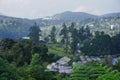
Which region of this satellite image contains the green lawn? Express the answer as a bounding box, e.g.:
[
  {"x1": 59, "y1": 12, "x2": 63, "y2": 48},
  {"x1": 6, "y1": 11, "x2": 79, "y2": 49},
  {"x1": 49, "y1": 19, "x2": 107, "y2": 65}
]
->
[{"x1": 47, "y1": 43, "x2": 72, "y2": 57}]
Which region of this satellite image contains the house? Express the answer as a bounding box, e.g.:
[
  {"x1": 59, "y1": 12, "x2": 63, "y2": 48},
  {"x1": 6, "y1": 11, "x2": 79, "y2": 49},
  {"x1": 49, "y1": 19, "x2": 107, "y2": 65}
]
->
[
  {"x1": 47, "y1": 62, "x2": 58, "y2": 71},
  {"x1": 58, "y1": 66, "x2": 72, "y2": 74},
  {"x1": 46, "y1": 56, "x2": 72, "y2": 74},
  {"x1": 56, "y1": 56, "x2": 71, "y2": 66}
]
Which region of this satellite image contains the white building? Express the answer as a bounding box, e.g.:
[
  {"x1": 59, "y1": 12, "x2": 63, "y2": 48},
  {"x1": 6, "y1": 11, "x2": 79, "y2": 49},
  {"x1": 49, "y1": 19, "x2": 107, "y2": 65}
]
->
[{"x1": 46, "y1": 56, "x2": 72, "y2": 74}]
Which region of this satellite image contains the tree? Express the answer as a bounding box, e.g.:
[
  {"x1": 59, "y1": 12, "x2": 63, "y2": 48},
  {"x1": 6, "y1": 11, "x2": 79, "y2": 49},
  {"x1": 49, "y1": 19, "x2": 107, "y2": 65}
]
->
[
  {"x1": 0, "y1": 38, "x2": 15, "y2": 50},
  {"x1": 93, "y1": 31, "x2": 112, "y2": 55},
  {"x1": 50, "y1": 26, "x2": 56, "y2": 43},
  {"x1": 0, "y1": 58, "x2": 19, "y2": 80},
  {"x1": 29, "y1": 23, "x2": 41, "y2": 44},
  {"x1": 81, "y1": 31, "x2": 112, "y2": 56},
  {"x1": 69, "y1": 22, "x2": 75, "y2": 33},
  {"x1": 0, "y1": 38, "x2": 16, "y2": 62},
  {"x1": 27, "y1": 54, "x2": 45, "y2": 80},
  {"x1": 78, "y1": 26, "x2": 86, "y2": 42},
  {"x1": 111, "y1": 33, "x2": 120, "y2": 54},
  {"x1": 11, "y1": 42, "x2": 24, "y2": 66},
  {"x1": 84, "y1": 25, "x2": 92, "y2": 40},
  {"x1": 60, "y1": 23, "x2": 68, "y2": 43},
  {"x1": 59, "y1": 23, "x2": 69, "y2": 54},
  {"x1": 69, "y1": 22, "x2": 80, "y2": 53},
  {"x1": 70, "y1": 28, "x2": 79, "y2": 53},
  {"x1": 31, "y1": 44, "x2": 48, "y2": 62},
  {"x1": 78, "y1": 26, "x2": 92, "y2": 42}
]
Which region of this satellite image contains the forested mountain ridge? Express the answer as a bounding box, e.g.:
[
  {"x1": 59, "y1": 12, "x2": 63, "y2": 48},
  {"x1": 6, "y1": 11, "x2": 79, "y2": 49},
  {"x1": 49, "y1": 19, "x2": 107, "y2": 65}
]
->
[
  {"x1": 43, "y1": 11, "x2": 98, "y2": 20},
  {"x1": 0, "y1": 11, "x2": 120, "y2": 39},
  {"x1": 0, "y1": 15, "x2": 34, "y2": 39},
  {"x1": 101, "y1": 12, "x2": 120, "y2": 17},
  {"x1": 0, "y1": 12, "x2": 120, "y2": 80}
]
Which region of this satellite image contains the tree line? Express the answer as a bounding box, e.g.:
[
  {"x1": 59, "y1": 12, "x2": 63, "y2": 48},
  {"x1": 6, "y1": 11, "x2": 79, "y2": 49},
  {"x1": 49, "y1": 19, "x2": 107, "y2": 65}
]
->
[
  {"x1": 0, "y1": 22, "x2": 120, "y2": 80},
  {"x1": 29, "y1": 22, "x2": 120, "y2": 56}
]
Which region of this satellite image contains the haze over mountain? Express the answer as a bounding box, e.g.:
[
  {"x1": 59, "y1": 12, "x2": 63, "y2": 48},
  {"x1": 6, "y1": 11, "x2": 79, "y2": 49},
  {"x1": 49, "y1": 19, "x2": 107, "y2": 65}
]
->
[
  {"x1": 1, "y1": 0, "x2": 120, "y2": 19},
  {"x1": 0, "y1": 11, "x2": 120, "y2": 39},
  {"x1": 43, "y1": 11, "x2": 98, "y2": 20},
  {"x1": 101, "y1": 13, "x2": 120, "y2": 17}
]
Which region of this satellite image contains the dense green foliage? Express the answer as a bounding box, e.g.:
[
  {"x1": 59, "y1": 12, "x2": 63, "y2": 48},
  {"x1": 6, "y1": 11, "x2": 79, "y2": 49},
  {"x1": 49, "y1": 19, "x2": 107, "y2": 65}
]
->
[
  {"x1": 0, "y1": 17, "x2": 120, "y2": 79},
  {"x1": 81, "y1": 32, "x2": 120, "y2": 56},
  {"x1": 70, "y1": 61, "x2": 120, "y2": 80},
  {"x1": 0, "y1": 38, "x2": 48, "y2": 66},
  {"x1": 0, "y1": 58, "x2": 19, "y2": 80},
  {"x1": 0, "y1": 38, "x2": 70, "y2": 80},
  {"x1": 50, "y1": 26, "x2": 57, "y2": 43},
  {"x1": 29, "y1": 23, "x2": 41, "y2": 44},
  {"x1": 59, "y1": 23, "x2": 92, "y2": 54},
  {"x1": 69, "y1": 23, "x2": 79, "y2": 53},
  {"x1": 97, "y1": 71, "x2": 120, "y2": 80},
  {"x1": 59, "y1": 23, "x2": 69, "y2": 54}
]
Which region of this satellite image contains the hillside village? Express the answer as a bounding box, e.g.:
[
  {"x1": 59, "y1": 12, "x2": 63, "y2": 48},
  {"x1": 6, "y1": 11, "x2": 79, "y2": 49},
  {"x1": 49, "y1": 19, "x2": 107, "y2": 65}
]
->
[
  {"x1": 47, "y1": 55, "x2": 120, "y2": 74},
  {"x1": 0, "y1": 11, "x2": 120, "y2": 80}
]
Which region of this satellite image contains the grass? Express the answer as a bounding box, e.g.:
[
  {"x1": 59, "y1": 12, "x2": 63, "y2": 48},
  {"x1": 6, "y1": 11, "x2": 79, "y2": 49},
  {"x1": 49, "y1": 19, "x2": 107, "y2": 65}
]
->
[{"x1": 47, "y1": 43, "x2": 72, "y2": 57}]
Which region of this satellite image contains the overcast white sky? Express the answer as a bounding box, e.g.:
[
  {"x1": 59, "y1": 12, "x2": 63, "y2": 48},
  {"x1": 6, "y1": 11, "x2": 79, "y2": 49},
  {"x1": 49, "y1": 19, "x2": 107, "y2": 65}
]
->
[{"x1": 0, "y1": 0, "x2": 120, "y2": 19}]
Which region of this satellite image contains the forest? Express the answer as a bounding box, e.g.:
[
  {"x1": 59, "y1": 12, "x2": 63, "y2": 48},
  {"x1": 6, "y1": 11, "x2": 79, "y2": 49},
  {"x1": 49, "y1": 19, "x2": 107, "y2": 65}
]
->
[{"x1": 0, "y1": 21, "x2": 120, "y2": 80}]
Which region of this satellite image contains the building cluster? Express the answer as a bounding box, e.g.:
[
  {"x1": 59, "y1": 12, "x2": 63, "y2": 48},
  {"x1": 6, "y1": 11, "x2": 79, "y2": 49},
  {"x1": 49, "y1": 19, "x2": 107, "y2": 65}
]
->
[
  {"x1": 47, "y1": 55, "x2": 120, "y2": 74},
  {"x1": 47, "y1": 56, "x2": 72, "y2": 74}
]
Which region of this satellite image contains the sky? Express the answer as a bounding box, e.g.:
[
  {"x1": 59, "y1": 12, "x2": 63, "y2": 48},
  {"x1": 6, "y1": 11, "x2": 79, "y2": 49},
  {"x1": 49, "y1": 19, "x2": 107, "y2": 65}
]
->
[{"x1": 0, "y1": 0, "x2": 120, "y2": 19}]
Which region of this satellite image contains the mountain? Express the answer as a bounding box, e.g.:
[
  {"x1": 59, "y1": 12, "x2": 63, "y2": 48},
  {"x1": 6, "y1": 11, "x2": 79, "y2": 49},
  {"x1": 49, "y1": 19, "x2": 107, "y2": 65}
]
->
[
  {"x1": 0, "y1": 11, "x2": 120, "y2": 39},
  {"x1": 50, "y1": 11, "x2": 98, "y2": 20},
  {"x1": 35, "y1": 11, "x2": 98, "y2": 27},
  {"x1": 101, "y1": 12, "x2": 120, "y2": 18},
  {"x1": 42, "y1": 11, "x2": 97, "y2": 20},
  {"x1": 0, "y1": 15, "x2": 34, "y2": 39}
]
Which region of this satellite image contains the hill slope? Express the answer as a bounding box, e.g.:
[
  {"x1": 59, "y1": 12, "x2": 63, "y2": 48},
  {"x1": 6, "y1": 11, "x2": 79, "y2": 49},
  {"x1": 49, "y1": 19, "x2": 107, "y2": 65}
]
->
[
  {"x1": 0, "y1": 11, "x2": 120, "y2": 39},
  {"x1": 101, "y1": 12, "x2": 120, "y2": 17},
  {"x1": 50, "y1": 11, "x2": 98, "y2": 20}
]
